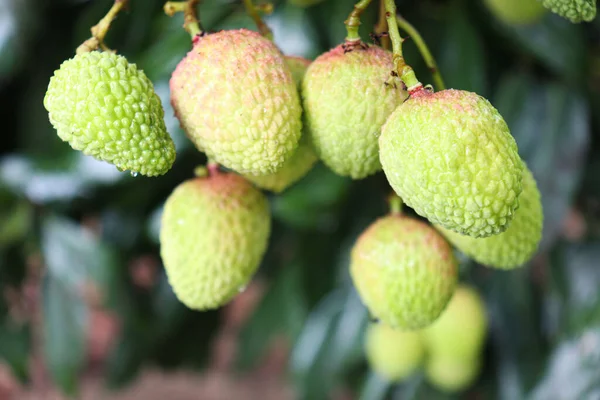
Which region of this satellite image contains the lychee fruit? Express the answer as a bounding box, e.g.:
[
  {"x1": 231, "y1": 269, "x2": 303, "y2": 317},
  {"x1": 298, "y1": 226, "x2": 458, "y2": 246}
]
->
[
  {"x1": 438, "y1": 166, "x2": 543, "y2": 269},
  {"x1": 245, "y1": 56, "x2": 317, "y2": 193},
  {"x1": 302, "y1": 44, "x2": 407, "y2": 179},
  {"x1": 379, "y1": 89, "x2": 524, "y2": 238},
  {"x1": 170, "y1": 29, "x2": 302, "y2": 176},
  {"x1": 350, "y1": 214, "x2": 458, "y2": 330},
  {"x1": 540, "y1": 0, "x2": 596, "y2": 22},
  {"x1": 159, "y1": 170, "x2": 271, "y2": 310},
  {"x1": 484, "y1": 0, "x2": 547, "y2": 24},
  {"x1": 423, "y1": 285, "x2": 488, "y2": 360},
  {"x1": 425, "y1": 355, "x2": 482, "y2": 393},
  {"x1": 365, "y1": 322, "x2": 425, "y2": 382},
  {"x1": 44, "y1": 51, "x2": 176, "y2": 176}
]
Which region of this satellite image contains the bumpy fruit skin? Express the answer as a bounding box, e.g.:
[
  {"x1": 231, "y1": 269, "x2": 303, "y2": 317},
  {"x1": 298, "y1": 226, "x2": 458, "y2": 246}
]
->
[
  {"x1": 438, "y1": 166, "x2": 543, "y2": 269},
  {"x1": 423, "y1": 286, "x2": 488, "y2": 360},
  {"x1": 245, "y1": 57, "x2": 317, "y2": 192},
  {"x1": 365, "y1": 322, "x2": 425, "y2": 382},
  {"x1": 484, "y1": 0, "x2": 547, "y2": 24},
  {"x1": 160, "y1": 173, "x2": 271, "y2": 310},
  {"x1": 350, "y1": 215, "x2": 458, "y2": 330},
  {"x1": 541, "y1": 0, "x2": 596, "y2": 22},
  {"x1": 44, "y1": 51, "x2": 176, "y2": 176},
  {"x1": 379, "y1": 89, "x2": 524, "y2": 238},
  {"x1": 426, "y1": 356, "x2": 481, "y2": 393},
  {"x1": 170, "y1": 29, "x2": 302, "y2": 176},
  {"x1": 302, "y1": 44, "x2": 407, "y2": 179}
]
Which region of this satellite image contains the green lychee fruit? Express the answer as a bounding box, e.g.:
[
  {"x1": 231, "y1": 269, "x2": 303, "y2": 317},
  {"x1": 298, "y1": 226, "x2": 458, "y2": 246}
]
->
[
  {"x1": 350, "y1": 214, "x2": 458, "y2": 330},
  {"x1": 302, "y1": 44, "x2": 407, "y2": 179},
  {"x1": 365, "y1": 322, "x2": 426, "y2": 382},
  {"x1": 484, "y1": 0, "x2": 547, "y2": 24},
  {"x1": 438, "y1": 166, "x2": 543, "y2": 269},
  {"x1": 379, "y1": 89, "x2": 524, "y2": 238},
  {"x1": 540, "y1": 0, "x2": 596, "y2": 22},
  {"x1": 426, "y1": 355, "x2": 481, "y2": 393},
  {"x1": 44, "y1": 51, "x2": 176, "y2": 176},
  {"x1": 170, "y1": 29, "x2": 302, "y2": 176},
  {"x1": 423, "y1": 285, "x2": 488, "y2": 360},
  {"x1": 245, "y1": 56, "x2": 317, "y2": 193},
  {"x1": 160, "y1": 171, "x2": 271, "y2": 310}
]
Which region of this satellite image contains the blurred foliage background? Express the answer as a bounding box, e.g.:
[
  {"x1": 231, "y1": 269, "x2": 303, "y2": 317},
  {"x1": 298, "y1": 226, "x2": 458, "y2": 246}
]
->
[{"x1": 0, "y1": 0, "x2": 600, "y2": 398}]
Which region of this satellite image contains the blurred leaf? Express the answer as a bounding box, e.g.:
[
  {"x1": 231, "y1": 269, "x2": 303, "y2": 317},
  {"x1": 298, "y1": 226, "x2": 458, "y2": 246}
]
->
[
  {"x1": 42, "y1": 274, "x2": 87, "y2": 395},
  {"x1": 0, "y1": 0, "x2": 34, "y2": 83},
  {"x1": 438, "y1": 6, "x2": 487, "y2": 95},
  {"x1": 237, "y1": 261, "x2": 308, "y2": 370},
  {"x1": 0, "y1": 321, "x2": 30, "y2": 381},
  {"x1": 530, "y1": 326, "x2": 600, "y2": 400},
  {"x1": 0, "y1": 190, "x2": 32, "y2": 248},
  {"x1": 267, "y1": 5, "x2": 321, "y2": 59},
  {"x1": 359, "y1": 372, "x2": 392, "y2": 400},
  {"x1": 499, "y1": 14, "x2": 586, "y2": 83},
  {"x1": 494, "y1": 73, "x2": 590, "y2": 250},
  {"x1": 272, "y1": 164, "x2": 351, "y2": 231}
]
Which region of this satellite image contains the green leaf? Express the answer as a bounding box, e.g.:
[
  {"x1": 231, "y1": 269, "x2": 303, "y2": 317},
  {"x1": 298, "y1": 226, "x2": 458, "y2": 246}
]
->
[
  {"x1": 237, "y1": 261, "x2": 308, "y2": 370},
  {"x1": 0, "y1": 321, "x2": 30, "y2": 381},
  {"x1": 42, "y1": 274, "x2": 87, "y2": 396},
  {"x1": 530, "y1": 326, "x2": 600, "y2": 400},
  {"x1": 0, "y1": 190, "x2": 32, "y2": 248},
  {"x1": 499, "y1": 14, "x2": 586, "y2": 83},
  {"x1": 493, "y1": 73, "x2": 590, "y2": 250},
  {"x1": 438, "y1": 6, "x2": 487, "y2": 95}
]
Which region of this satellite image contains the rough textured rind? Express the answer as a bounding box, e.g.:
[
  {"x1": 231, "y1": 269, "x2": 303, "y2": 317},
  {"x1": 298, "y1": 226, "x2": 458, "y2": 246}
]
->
[
  {"x1": 365, "y1": 322, "x2": 425, "y2": 382},
  {"x1": 541, "y1": 0, "x2": 596, "y2": 22},
  {"x1": 44, "y1": 51, "x2": 176, "y2": 176},
  {"x1": 302, "y1": 45, "x2": 407, "y2": 179},
  {"x1": 484, "y1": 0, "x2": 547, "y2": 24},
  {"x1": 425, "y1": 356, "x2": 481, "y2": 393},
  {"x1": 160, "y1": 173, "x2": 271, "y2": 310},
  {"x1": 350, "y1": 215, "x2": 458, "y2": 330},
  {"x1": 438, "y1": 167, "x2": 543, "y2": 269},
  {"x1": 379, "y1": 89, "x2": 524, "y2": 238},
  {"x1": 170, "y1": 29, "x2": 302, "y2": 176},
  {"x1": 423, "y1": 286, "x2": 488, "y2": 360},
  {"x1": 245, "y1": 56, "x2": 317, "y2": 192}
]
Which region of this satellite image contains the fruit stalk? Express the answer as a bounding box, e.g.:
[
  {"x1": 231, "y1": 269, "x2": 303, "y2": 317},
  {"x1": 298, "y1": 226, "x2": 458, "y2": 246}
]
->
[
  {"x1": 345, "y1": 0, "x2": 374, "y2": 42},
  {"x1": 383, "y1": 0, "x2": 422, "y2": 93},
  {"x1": 242, "y1": 0, "x2": 274, "y2": 41},
  {"x1": 164, "y1": 0, "x2": 203, "y2": 39},
  {"x1": 374, "y1": 0, "x2": 390, "y2": 50},
  {"x1": 388, "y1": 194, "x2": 403, "y2": 215},
  {"x1": 396, "y1": 14, "x2": 445, "y2": 91},
  {"x1": 76, "y1": 0, "x2": 129, "y2": 54}
]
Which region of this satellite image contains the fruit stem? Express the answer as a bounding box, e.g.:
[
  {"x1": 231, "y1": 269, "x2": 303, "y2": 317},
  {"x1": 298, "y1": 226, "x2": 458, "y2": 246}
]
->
[
  {"x1": 164, "y1": 0, "x2": 203, "y2": 40},
  {"x1": 242, "y1": 0, "x2": 274, "y2": 41},
  {"x1": 388, "y1": 194, "x2": 403, "y2": 215},
  {"x1": 207, "y1": 160, "x2": 220, "y2": 176},
  {"x1": 383, "y1": 0, "x2": 423, "y2": 94},
  {"x1": 374, "y1": 0, "x2": 390, "y2": 50},
  {"x1": 75, "y1": 0, "x2": 129, "y2": 54},
  {"x1": 396, "y1": 14, "x2": 445, "y2": 91},
  {"x1": 345, "y1": 0, "x2": 373, "y2": 43}
]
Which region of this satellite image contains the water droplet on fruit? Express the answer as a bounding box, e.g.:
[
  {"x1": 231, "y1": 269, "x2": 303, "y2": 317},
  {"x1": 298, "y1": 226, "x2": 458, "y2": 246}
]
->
[
  {"x1": 130, "y1": 171, "x2": 138, "y2": 177},
  {"x1": 238, "y1": 285, "x2": 247, "y2": 293}
]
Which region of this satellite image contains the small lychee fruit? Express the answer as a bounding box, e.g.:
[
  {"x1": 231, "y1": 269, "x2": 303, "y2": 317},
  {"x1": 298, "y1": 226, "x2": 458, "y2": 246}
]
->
[
  {"x1": 350, "y1": 214, "x2": 458, "y2": 330},
  {"x1": 379, "y1": 89, "x2": 524, "y2": 238},
  {"x1": 160, "y1": 171, "x2": 271, "y2": 310},
  {"x1": 44, "y1": 51, "x2": 176, "y2": 176},
  {"x1": 423, "y1": 285, "x2": 488, "y2": 360},
  {"x1": 484, "y1": 0, "x2": 547, "y2": 24},
  {"x1": 245, "y1": 56, "x2": 317, "y2": 193},
  {"x1": 302, "y1": 44, "x2": 407, "y2": 179},
  {"x1": 365, "y1": 322, "x2": 425, "y2": 382},
  {"x1": 438, "y1": 166, "x2": 543, "y2": 269},
  {"x1": 170, "y1": 29, "x2": 302, "y2": 176},
  {"x1": 425, "y1": 355, "x2": 482, "y2": 393},
  {"x1": 540, "y1": 0, "x2": 596, "y2": 22}
]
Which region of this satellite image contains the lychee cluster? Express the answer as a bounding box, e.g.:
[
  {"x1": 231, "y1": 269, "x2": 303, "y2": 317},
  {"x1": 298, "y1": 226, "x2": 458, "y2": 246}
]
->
[
  {"x1": 365, "y1": 285, "x2": 488, "y2": 393},
  {"x1": 43, "y1": 10, "x2": 544, "y2": 317}
]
